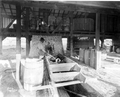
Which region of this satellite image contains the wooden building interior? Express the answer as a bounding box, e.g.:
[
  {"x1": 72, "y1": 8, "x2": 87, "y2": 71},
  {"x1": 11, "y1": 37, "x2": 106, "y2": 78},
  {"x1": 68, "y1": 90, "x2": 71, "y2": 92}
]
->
[{"x1": 0, "y1": 0, "x2": 120, "y2": 97}]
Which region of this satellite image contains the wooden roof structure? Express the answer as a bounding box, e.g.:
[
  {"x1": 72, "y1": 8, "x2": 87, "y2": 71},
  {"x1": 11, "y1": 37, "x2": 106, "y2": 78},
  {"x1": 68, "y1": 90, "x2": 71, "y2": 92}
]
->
[{"x1": 0, "y1": 1, "x2": 120, "y2": 38}]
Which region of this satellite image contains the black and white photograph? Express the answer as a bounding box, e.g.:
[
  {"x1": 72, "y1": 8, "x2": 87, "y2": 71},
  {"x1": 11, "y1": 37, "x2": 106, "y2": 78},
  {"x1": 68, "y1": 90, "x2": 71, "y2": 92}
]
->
[{"x1": 0, "y1": 0, "x2": 120, "y2": 97}]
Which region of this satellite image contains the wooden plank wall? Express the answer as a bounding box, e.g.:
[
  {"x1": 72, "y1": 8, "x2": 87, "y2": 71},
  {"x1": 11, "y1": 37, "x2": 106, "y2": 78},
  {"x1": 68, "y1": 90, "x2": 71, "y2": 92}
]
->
[
  {"x1": 73, "y1": 18, "x2": 94, "y2": 32},
  {"x1": 100, "y1": 14, "x2": 117, "y2": 34},
  {"x1": 2, "y1": 17, "x2": 14, "y2": 28}
]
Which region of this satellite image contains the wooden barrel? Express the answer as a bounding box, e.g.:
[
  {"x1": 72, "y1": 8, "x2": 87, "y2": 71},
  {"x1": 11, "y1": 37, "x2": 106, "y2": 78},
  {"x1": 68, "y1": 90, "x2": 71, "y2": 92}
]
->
[
  {"x1": 23, "y1": 58, "x2": 44, "y2": 91},
  {"x1": 84, "y1": 49, "x2": 90, "y2": 66},
  {"x1": 90, "y1": 49, "x2": 96, "y2": 69},
  {"x1": 79, "y1": 48, "x2": 85, "y2": 62}
]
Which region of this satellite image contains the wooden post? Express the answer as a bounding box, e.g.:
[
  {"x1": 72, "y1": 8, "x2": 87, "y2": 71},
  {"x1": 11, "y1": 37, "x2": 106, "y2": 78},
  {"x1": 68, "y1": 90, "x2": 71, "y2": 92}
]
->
[
  {"x1": 70, "y1": 16, "x2": 73, "y2": 57},
  {"x1": 95, "y1": 13, "x2": 101, "y2": 70},
  {"x1": 16, "y1": 5, "x2": 21, "y2": 82},
  {"x1": 0, "y1": 36, "x2": 2, "y2": 55},
  {"x1": 0, "y1": 6, "x2": 2, "y2": 55},
  {"x1": 44, "y1": 9, "x2": 48, "y2": 24},
  {"x1": 95, "y1": 13, "x2": 100, "y2": 51},
  {"x1": 70, "y1": 37, "x2": 73, "y2": 57},
  {"x1": 101, "y1": 14, "x2": 106, "y2": 48},
  {"x1": 25, "y1": 8, "x2": 30, "y2": 57},
  {"x1": 26, "y1": 36, "x2": 30, "y2": 57}
]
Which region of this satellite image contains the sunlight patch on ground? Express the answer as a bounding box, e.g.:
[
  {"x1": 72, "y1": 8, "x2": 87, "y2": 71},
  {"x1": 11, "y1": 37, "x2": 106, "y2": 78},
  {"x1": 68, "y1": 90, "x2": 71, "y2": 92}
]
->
[{"x1": 2, "y1": 37, "x2": 26, "y2": 49}]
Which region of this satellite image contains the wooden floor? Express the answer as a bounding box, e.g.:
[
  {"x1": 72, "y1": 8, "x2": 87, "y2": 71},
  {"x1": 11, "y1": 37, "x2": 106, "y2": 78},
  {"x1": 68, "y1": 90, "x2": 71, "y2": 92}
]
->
[{"x1": 71, "y1": 57, "x2": 120, "y2": 97}]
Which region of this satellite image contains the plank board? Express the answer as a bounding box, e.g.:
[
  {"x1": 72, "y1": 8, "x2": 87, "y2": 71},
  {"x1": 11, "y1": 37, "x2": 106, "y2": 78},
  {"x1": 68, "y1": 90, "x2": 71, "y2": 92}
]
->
[
  {"x1": 106, "y1": 55, "x2": 120, "y2": 63},
  {"x1": 50, "y1": 63, "x2": 77, "y2": 72},
  {"x1": 52, "y1": 72, "x2": 80, "y2": 82}
]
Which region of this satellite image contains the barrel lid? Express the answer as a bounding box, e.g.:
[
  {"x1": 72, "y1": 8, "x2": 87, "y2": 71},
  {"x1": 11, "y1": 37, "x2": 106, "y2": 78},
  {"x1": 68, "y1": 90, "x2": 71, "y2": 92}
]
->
[{"x1": 24, "y1": 58, "x2": 43, "y2": 69}]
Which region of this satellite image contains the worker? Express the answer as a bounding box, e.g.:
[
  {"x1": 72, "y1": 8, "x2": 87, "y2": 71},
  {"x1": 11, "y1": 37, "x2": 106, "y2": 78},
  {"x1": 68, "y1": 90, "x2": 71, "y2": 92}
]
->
[{"x1": 37, "y1": 37, "x2": 46, "y2": 59}]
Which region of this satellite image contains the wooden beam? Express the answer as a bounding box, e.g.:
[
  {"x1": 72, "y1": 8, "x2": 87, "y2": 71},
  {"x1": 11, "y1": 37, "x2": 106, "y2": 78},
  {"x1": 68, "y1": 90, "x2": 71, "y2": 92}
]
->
[
  {"x1": 16, "y1": 5, "x2": 21, "y2": 54},
  {"x1": 16, "y1": 5, "x2": 21, "y2": 83},
  {"x1": 2, "y1": 3, "x2": 7, "y2": 16},
  {"x1": 75, "y1": 11, "x2": 78, "y2": 18},
  {"x1": 58, "y1": 10, "x2": 60, "y2": 17},
  {"x1": 1, "y1": 27, "x2": 114, "y2": 38},
  {"x1": 21, "y1": 7, "x2": 26, "y2": 14},
  {"x1": 95, "y1": 13, "x2": 100, "y2": 50},
  {"x1": 26, "y1": 36, "x2": 30, "y2": 57},
  {"x1": 31, "y1": 80, "x2": 82, "y2": 91},
  {"x1": 62, "y1": 10, "x2": 65, "y2": 17},
  {"x1": 44, "y1": 10, "x2": 49, "y2": 34},
  {"x1": 70, "y1": 15, "x2": 73, "y2": 57},
  {"x1": 62, "y1": 1, "x2": 117, "y2": 9},
  {"x1": 95, "y1": 13, "x2": 101, "y2": 70},
  {"x1": 2, "y1": 1, "x2": 119, "y2": 15},
  {"x1": 0, "y1": 4, "x2": 2, "y2": 55},
  {"x1": 2, "y1": 14, "x2": 16, "y2": 19},
  {"x1": 9, "y1": 4, "x2": 13, "y2": 16},
  {"x1": 0, "y1": 36, "x2": 2, "y2": 55},
  {"x1": 44, "y1": 56, "x2": 59, "y2": 97},
  {"x1": 25, "y1": 7, "x2": 30, "y2": 57}
]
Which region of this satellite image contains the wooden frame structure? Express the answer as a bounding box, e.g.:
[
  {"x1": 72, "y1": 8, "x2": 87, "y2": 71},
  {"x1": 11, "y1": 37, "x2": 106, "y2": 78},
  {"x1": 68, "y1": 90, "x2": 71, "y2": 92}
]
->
[{"x1": 1, "y1": 1, "x2": 120, "y2": 69}]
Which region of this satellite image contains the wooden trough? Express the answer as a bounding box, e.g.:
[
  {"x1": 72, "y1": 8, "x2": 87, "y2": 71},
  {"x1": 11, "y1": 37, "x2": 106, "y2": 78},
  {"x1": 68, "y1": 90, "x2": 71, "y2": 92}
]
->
[{"x1": 18, "y1": 55, "x2": 87, "y2": 97}]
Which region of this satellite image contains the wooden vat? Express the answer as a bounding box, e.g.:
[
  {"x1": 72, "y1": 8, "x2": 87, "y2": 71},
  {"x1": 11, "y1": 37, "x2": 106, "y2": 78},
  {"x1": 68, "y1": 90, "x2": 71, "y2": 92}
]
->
[
  {"x1": 84, "y1": 49, "x2": 90, "y2": 66},
  {"x1": 19, "y1": 56, "x2": 86, "y2": 97},
  {"x1": 23, "y1": 58, "x2": 44, "y2": 91},
  {"x1": 79, "y1": 48, "x2": 85, "y2": 62},
  {"x1": 90, "y1": 49, "x2": 96, "y2": 69}
]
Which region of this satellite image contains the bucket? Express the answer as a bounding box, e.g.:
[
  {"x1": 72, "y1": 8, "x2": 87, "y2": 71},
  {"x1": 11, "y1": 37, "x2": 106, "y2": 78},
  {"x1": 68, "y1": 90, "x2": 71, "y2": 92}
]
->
[
  {"x1": 84, "y1": 49, "x2": 90, "y2": 66},
  {"x1": 23, "y1": 58, "x2": 44, "y2": 91},
  {"x1": 90, "y1": 49, "x2": 96, "y2": 69}
]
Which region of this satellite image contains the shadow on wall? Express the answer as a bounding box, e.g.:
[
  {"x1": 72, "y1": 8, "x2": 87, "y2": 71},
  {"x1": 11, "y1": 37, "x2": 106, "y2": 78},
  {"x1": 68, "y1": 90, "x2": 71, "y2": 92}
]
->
[{"x1": 29, "y1": 35, "x2": 64, "y2": 58}]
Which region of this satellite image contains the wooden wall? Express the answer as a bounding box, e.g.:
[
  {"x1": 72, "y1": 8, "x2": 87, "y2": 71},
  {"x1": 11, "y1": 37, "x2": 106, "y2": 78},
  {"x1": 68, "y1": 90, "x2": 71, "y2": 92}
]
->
[
  {"x1": 2, "y1": 17, "x2": 14, "y2": 28},
  {"x1": 100, "y1": 14, "x2": 118, "y2": 34},
  {"x1": 73, "y1": 18, "x2": 95, "y2": 32}
]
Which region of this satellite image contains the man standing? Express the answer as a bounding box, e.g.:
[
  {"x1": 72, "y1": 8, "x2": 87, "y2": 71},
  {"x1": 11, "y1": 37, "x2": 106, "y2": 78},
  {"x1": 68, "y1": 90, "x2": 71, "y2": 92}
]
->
[{"x1": 37, "y1": 37, "x2": 46, "y2": 59}]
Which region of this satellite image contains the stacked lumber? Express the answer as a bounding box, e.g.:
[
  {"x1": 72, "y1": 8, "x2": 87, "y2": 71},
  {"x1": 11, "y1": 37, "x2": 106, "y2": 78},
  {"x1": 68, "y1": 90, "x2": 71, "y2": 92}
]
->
[{"x1": 105, "y1": 53, "x2": 120, "y2": 64}]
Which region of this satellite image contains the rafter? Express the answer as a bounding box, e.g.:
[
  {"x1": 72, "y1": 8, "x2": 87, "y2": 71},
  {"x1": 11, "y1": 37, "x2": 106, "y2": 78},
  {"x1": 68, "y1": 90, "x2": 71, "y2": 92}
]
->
[
  {"x1": 58, "y1": 10, "x2": 60, "y2": 17},
  {"x1": 62, "y1": 10, "x2": 65, "y2": 17},
  {"x1": 9, "y1": 4, "x2": 13, "y2": 16},
  {"x1": 53, "y1": 9, "x2": 55, "y2": 16},
  {"x1": 2, "y1": 3, "x2": 7, "y2": 16}
]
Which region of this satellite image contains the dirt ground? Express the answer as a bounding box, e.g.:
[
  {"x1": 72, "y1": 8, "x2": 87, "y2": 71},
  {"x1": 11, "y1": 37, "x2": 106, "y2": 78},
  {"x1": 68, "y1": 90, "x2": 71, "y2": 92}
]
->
[
  {"x1": 71, "y1": 57, "x2": 120, "y2": 97},
  {"x1": 0, "y1": 47, "x2": 26, "y2": 97},
  {"x1": 1, "y1": 38, "x2": 120, "y2": 97}
]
